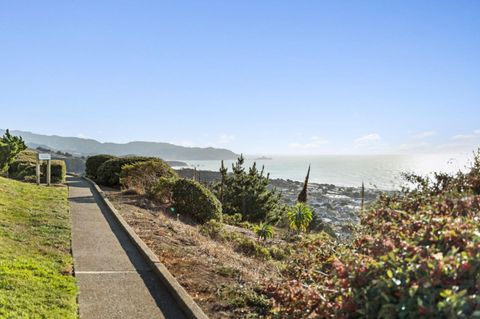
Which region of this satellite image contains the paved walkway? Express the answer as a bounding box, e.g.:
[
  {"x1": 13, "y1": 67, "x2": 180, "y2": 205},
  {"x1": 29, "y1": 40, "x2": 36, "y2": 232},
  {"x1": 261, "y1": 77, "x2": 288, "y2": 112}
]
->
[{"x1": 68, "y1": 176, "x2": 186, "y2": 319}]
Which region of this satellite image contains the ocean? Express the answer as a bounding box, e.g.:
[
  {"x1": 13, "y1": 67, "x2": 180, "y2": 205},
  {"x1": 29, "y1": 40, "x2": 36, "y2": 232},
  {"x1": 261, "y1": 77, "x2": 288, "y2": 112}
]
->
[{"x1": 176, "y1": 153, "x2": 473, "y2": 190}]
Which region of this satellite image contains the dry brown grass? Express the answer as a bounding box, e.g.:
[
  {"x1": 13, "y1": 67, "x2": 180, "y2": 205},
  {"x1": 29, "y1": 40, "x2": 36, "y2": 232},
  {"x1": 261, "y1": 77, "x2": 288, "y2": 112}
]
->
[{"x1": 104, "y1": 189, "x2": 281, "y2": 318}]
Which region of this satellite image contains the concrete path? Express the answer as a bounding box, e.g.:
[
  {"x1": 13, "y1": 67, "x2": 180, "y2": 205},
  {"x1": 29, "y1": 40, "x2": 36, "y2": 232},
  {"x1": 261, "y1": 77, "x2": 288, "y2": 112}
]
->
[{"x1": 68, "y1": 176, "x2": 187, "y2": 319}]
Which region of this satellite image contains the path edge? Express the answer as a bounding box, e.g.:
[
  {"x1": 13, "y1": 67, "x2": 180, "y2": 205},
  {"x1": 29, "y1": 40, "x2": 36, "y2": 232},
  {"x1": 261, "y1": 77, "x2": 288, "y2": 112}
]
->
[{"x1": 83, "y1": 176, "x2": 209, "y2": 319}]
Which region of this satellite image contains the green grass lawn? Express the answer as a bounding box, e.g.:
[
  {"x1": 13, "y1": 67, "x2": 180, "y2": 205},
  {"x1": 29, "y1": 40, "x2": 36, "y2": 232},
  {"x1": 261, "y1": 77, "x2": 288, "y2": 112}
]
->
[{"x1": 0, "y1": 177, "x2": 77, "y2": 318}]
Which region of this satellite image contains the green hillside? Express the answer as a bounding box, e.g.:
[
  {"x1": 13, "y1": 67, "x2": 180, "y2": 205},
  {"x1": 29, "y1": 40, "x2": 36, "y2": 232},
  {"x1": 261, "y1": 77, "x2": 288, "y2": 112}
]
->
[
  {"x1": 1, "y1": 129, "x2": 238, "y2": 160},
  {"x1": 0, "y1": 177, "x2": 77, "y2": 318}
]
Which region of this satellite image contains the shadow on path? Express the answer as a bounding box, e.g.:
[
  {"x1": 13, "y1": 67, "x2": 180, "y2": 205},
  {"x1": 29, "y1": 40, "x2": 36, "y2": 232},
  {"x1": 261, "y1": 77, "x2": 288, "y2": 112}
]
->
[{"x1": 68, "y1": 176, "x2": 186, "y2": 319}]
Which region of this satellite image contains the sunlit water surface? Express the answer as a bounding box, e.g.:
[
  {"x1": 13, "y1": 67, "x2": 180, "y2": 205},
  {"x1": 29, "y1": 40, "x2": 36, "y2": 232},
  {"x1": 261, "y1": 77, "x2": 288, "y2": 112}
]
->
[{"x1": 177, "y1": 154, "x2": 473, "y2": 190}]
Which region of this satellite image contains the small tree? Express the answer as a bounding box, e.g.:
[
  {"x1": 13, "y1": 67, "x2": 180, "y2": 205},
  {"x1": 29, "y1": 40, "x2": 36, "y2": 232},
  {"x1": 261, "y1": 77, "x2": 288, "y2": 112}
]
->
[
  {"x1": 219, "y1": 160, "x2": 227, "y2": 204},
  {"x1": 214, "y1": 155, "x2": 282, "y2": 222},
  {"x1": 255, "y1": 222, "x2": 274, "y2": 241},
  {"x1": 288, "y1": 202, "x2": 313, "y2": 233},
  {"x1": 0, "y1": 130, "x2": 26, "y2": 173}
]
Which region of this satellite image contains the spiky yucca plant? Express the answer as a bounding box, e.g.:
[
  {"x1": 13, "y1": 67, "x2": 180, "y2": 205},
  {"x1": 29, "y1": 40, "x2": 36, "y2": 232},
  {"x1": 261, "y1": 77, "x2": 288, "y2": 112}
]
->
[
  {"x1": 255, "y1": 222, "x2": 274, "y2": 241},
  {"x1": 288, "y1": 202, "x2": 313, "y2": 233}
]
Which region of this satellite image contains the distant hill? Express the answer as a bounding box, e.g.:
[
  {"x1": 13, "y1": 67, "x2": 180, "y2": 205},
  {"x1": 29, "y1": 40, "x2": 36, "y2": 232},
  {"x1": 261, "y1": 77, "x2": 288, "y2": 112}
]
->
[{"x1": 0, "y1": 129, "x2": 238, "y2": 160}]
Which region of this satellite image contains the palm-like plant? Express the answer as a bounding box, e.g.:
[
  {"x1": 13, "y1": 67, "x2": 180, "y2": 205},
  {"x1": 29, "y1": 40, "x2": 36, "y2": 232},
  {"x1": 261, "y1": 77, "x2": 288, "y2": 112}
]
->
[
  {"x1": 255, "y1": 222, "x2": 274, "y2": 241},
  {"x1": 288, "y1": 202, "x2": 313, "y2": 233}
]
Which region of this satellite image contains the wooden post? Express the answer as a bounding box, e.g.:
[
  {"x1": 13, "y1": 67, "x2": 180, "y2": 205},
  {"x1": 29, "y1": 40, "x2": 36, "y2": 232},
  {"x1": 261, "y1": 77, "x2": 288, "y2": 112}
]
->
[
  {"x1": 36, "y1": 159, "x2": 41, "y2": 185},
  {"x1": 47, "y1": 159, "x2": 51, "y2": 186}
]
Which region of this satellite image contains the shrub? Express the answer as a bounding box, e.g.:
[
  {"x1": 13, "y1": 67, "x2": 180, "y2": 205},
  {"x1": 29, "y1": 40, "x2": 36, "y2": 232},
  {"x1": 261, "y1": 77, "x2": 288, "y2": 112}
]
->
[
  {"x1": 96, "y1": 156, "x2": 152, "y2": 187},
  {"x1": 8, "y1": 150, "x2": 37, "y2": 179},
  {"x1": 147, "y1": 176, "x2": 177, "y2": 203},
  {"x1": 85, "y1": 154, "x2": 115, "y2": 179},
  {"x1": 234, "y1": 237, "x2": 271, "y2": 259},
  {"x1": 200, "y1": 219, "x2": 224, "y2": 239},
  {"x1": 172, "y1": 178, "x2": 222, "y2": 223},
  {"x1": 10, "y1": 161, "x2": 36, "y2": 180},
  {"x1": 120, "y1": 159, "x2": 177, "y2": 194},
  {"x1": 43, "y1": 160, "x2": 66, "y2": 183},
  {"x1": 222, "y1": 213, "x2": 243, "y2": 225}
]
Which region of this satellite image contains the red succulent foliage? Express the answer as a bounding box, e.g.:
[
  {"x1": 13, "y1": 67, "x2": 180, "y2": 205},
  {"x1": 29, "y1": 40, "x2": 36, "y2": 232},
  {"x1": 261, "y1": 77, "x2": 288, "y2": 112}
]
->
[{"x1": 263, "y1": 150, "x2": 480, "y2": 318}]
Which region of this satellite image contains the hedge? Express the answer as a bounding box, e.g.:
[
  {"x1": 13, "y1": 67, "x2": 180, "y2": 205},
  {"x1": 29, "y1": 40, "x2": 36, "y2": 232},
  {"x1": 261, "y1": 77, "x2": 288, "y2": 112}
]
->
[
  {"x1": 96, "y1": 156, "x2": 152, "y2": 187},
  {"x1": 172, "y1": 178, "x2": 222, "y2": 223},
  {"x1": 8, "y1": 150, "x2": 37, "y2": 180},
  {"x1": 8, "y1": 150, "x2": 66, "y2": 183},
  {"x1": 120, "y1": 159, "x2": 177, "y2": 194},
  {"x1": 85, "y1": 154, "x2": 115, "y2": 179},
  {"x1": 44, "y1": 160, "x2": 66, "y2": 183}
]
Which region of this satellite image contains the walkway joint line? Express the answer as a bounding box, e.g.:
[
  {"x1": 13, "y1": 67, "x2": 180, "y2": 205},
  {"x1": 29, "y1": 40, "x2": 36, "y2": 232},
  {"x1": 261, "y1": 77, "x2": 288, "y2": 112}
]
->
[{"x1": 75, "y1": 271, "x2": 140, "y2": 274}]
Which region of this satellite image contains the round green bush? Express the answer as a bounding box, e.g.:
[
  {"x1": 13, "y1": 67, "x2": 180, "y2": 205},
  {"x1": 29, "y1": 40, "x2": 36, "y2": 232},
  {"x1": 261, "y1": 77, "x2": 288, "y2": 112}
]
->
[
  {"x1": 148, "y1": 176, "x2": 177, "y2": 203},
  {"x1": 96, "y1": 156, "x2": 152, "y2": 187},
  {"x1": 172, "y1": 178, "x2": 222, "y2": 223},
  {"x1": 120, "y1": 159, "x2": 177, "y2": 195},
  {"x1": 85, "y1": 154, "x2": 116, "y2": 179}
]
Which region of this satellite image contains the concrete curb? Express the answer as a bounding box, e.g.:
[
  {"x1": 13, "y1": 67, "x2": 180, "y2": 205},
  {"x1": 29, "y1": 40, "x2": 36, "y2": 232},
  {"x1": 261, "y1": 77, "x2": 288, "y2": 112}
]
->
[{"x1": 83, "y1": 177, "x2": 209, "y2": 319}]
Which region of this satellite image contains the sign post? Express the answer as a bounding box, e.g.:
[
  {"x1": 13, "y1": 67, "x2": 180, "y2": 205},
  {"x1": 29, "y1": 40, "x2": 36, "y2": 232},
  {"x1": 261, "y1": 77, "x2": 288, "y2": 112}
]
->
[
  {"x1": 37, "y1": 153, "x2": 52, "y2": 186},
  {"x1": 47, "y1": 159, "x2": 51, "y2": 186},
  {"x1": 36, "y1": 160, "x2": 40, "y2": 185}
]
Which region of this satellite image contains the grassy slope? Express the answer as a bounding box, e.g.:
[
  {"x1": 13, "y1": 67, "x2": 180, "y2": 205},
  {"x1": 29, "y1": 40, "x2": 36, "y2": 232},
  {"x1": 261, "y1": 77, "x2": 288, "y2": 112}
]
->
[{"x1": 0, "y1": 177, "x2": 77, "y2": 318}]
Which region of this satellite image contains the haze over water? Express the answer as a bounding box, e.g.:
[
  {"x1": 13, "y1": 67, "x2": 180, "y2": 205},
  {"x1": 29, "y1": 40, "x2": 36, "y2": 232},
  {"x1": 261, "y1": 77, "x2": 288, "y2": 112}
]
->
[{"x1": 182, "y1": 153, "x2": 472, "y2": 190}]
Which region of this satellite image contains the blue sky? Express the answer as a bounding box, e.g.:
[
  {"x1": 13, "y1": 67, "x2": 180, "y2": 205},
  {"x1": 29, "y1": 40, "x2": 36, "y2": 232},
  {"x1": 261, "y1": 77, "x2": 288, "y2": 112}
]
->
[{"x1": 1, "y1": 1, "x2": 479, "y2": 155}]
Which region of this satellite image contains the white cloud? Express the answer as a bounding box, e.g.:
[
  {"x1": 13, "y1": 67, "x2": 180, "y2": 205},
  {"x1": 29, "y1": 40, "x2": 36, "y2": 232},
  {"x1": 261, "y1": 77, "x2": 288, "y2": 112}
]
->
[
  {"x1": 438, "y1": 131, "x2": 480, "y2": 152},
  {"x1": 77, "y1": 133, "x2": 88, "y2": 139},
  {"x1": 354, "y1": 133, "x2": 381, "y2": 147},
  {"x1": 288, "y1": 136, "x2": 328, "y2": 149},
  {"x1": 412, "y1": 130, "x2": 436, "y2": 139},
  {"x1": 451, "y1": 134, "x2": 474, "y2": 140},
  {"x1": 451, "y1": 130, "x2": 480, "y2": 141}
]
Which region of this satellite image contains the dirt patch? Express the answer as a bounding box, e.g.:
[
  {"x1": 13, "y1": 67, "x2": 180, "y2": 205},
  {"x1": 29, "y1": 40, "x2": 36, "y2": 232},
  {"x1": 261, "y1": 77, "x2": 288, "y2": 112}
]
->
[{"x1": 103, "y1": 189, "x2": 280, "y2": 318}]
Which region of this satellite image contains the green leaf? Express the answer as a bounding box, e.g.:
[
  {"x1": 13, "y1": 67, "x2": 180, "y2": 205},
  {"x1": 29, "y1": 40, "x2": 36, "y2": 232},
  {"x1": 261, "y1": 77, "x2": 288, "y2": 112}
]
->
[{"x1": 439, "y1": 289, "x2": 452, "y2": 298}]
